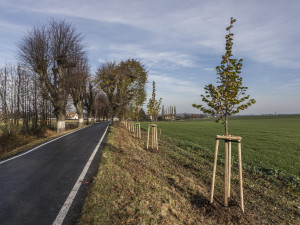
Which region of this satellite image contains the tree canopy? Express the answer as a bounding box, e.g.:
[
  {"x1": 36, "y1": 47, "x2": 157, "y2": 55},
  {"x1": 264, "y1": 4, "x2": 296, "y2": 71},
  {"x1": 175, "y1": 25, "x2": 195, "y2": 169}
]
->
[
  {"x1": 18, "y1": 19, "x2": 86, "y2": 133},
  {"x1": 193, "y1": 18, "x2": 256, "y2": 134},
  {"x1": 95, "y1": 59, "x2": 147, "y2": 120}
]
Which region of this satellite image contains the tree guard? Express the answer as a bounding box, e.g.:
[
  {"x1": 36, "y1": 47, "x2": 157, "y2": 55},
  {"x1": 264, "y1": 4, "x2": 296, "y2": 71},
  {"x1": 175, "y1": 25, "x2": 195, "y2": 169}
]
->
[
  {"x1": 147, "y1": 124, "x2": 158, "y2": 150},
  {"x1": 210, "y1": 135, "x2": 244, "y2": 213},
  {"x1": 134, "y1": 123, "x2": 141, "y2": 139}
]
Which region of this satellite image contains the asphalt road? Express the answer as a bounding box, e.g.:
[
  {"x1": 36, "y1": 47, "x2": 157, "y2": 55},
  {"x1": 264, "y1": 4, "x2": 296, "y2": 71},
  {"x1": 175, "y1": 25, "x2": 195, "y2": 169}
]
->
[{"x1": 0, "y1": 122, "x2": 110, "y2": 225}]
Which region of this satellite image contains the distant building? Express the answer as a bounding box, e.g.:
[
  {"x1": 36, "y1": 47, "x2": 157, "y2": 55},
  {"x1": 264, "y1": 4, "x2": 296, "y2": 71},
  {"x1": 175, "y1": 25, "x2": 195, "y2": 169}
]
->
[{"x1": 66, "y1": 112, "x2": 78, "y2": 120}]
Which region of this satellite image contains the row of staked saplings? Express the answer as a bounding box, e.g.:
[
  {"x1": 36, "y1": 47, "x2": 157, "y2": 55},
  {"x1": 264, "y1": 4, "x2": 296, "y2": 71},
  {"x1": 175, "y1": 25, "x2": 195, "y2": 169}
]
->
[{"x1": 122, "y1": 120, "x2": 159, "y2": 150}]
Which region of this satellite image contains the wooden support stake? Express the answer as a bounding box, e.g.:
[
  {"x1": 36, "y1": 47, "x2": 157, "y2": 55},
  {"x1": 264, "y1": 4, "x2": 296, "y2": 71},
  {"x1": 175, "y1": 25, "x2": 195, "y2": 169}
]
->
[
  {"x1": 212, "y1": 135, "x2": 244, "y2": 212},
  {"x1": 154, "y1": 126, "x2": 156, "y2": 148},
  {"x1": 229, "y1": 141, "x2": 232, "y2": 195},
  {"x1": 147, "y1": 125, "x2": 150, "y2": 149},
  {"x1": 224, "y1": 140, "x2": 229, "y2": 207},
  {"x1": 135, "y1": 123, "x2": 141, "y2": 139},
  {"x1": 134, "y1": 124, "x2": 136, "y2": 138},
  {"x1": 133, "y1": 123, "x2": 135, "y2": 135},
  {"x1": 238, "y1": 142, "x2": 244, "y2": 213},
  {"x1": 152, "y1": 126, "x2": 154, "y2": 149},
  {"x1": 146, "y1": 124, "x2": 158, "y2": 150},
  {"x1": 210, "y1": 139, "x2": 219, "y2": 203},
  {"x1": 139, "y1": 124, "x2": 141, "y2": 139},
  {"x1": 156, "y1": 127, "x2": 158, "y2": 150}
]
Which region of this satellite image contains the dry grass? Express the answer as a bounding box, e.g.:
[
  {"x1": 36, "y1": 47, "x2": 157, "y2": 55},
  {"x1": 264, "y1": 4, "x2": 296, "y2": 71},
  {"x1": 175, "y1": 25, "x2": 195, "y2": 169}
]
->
[{"x1": 78, "y1": 125, "x2": 300, "y2": 224}]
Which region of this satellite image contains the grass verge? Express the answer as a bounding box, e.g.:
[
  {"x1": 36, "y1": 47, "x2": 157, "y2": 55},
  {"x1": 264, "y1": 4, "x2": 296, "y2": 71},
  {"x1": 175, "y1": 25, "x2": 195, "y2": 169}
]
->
[{"x1": 78, "y1": 125, "x2": 299, "y2": 224}]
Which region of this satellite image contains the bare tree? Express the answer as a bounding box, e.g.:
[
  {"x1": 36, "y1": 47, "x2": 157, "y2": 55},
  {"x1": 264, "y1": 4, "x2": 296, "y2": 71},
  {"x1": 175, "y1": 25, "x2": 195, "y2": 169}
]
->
[
  {"x1": 84, "y1": 82, "x2": 96, "y2": 124},
  {"x1": 18, "y1": 19, "x2": 86, "y2": 133},
  {"x1": 94, "y1": 92, "x2": 111, "y2": 121},
  {"x1": 69, "y1": 58, "x2": 89, "y2": 127}
]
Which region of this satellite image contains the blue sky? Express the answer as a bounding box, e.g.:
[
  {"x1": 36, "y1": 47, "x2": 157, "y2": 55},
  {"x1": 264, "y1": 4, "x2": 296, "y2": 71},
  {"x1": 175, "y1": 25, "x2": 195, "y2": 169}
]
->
[{"x1": 0, "y1": 0, "x2": 299, "y2": 114}]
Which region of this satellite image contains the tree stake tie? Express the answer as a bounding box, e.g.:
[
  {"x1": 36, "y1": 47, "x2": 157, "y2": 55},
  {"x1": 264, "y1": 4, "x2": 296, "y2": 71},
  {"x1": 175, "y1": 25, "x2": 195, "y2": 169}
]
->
[{"x1": 210, "y1": 135, "x2": 244, "y2": 213}]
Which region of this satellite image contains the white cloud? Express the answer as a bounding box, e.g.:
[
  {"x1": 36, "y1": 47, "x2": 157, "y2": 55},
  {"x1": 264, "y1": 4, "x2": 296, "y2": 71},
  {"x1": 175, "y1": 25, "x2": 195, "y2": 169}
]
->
[
  {"x1": 203, "y1": 67, "x2": 215, "y2": 72},
  {"x1": 101, "y1": 44, "x2": 198, "y2": 68},
  {"x1": 2, "y1": 0, "x2": 300, "y2": 69},
  {"x1": 1, "y1": 0, "x2": 300, "y2": 114}
]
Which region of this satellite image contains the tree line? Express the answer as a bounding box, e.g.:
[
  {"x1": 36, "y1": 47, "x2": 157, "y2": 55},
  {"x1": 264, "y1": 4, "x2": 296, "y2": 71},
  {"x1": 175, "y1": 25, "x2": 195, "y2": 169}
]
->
[{"x1": 0, "y1": 19, "x2": 149, "y2": 143}]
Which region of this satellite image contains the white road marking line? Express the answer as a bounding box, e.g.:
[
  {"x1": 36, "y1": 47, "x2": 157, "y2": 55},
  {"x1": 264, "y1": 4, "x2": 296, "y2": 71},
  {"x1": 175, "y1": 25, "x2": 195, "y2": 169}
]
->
[
  {"x1": 0, "y1": 125, "x2": 91, "y2": 165},
  {"x1": 52, "y1": 123, "x2": 110, "y2": 225}
]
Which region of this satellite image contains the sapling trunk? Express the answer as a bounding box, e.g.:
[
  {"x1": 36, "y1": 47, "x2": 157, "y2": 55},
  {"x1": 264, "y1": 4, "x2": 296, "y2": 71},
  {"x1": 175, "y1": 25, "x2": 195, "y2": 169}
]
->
[{"x1": 224, "y1": 119, "x2": 229, "y2": 135}]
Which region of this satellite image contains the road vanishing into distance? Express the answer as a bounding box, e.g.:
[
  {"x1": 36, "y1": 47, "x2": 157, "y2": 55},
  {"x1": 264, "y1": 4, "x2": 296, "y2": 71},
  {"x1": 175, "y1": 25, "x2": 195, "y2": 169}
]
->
[{"x1": 0, "y1": 122, "x2": 110, "y2": 225}]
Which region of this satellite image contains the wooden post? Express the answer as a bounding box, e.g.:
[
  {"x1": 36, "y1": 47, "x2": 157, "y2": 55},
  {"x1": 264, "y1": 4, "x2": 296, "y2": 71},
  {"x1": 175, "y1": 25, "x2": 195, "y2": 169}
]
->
[
  {"x1": 133, "y1": 122, "x2": 135, "y2": 135},
  {"x1": 160, "y1": 129, "x2": 161, "y2": 134},
  {"x1": 147, "y1": 125, "x2": 150, "y2": 149},
  {"x1": 224, "y1": 140, "x2": 229, "y2": 207},
  {"x1": 156, "y1": 126, "x2": 158, "y2": 150},
  {"x1": 228, "y1": 140, "x2": 232, "y2": 198},
  {"x1": 139, "y1": 124, "x2": 141, "y2": 139},
  {"x1": 134, "y1": 123, "x2": 136, "y2": 138},
  {"x1": 152, "y1": 125, "x2": 154, "y2": 149},
  {"x1": 146, "y1": 124, "x2": 158, "y2": 150},
  {"x1": 238, "y1": 141, "x2": 244, "y2": 213},
  {"x1": 135, "y1": 123, "x2": 141, "y2": 139},
  {"x1": 210, "y1": 139, "x2": 219, "y2": 203}
]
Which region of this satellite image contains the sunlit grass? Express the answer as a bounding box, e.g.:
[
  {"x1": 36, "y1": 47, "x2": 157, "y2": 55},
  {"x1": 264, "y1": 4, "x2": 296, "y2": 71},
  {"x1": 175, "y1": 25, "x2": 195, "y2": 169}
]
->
[{"x1": 141, "y1": 115, "x2": 300, "y2": 177}]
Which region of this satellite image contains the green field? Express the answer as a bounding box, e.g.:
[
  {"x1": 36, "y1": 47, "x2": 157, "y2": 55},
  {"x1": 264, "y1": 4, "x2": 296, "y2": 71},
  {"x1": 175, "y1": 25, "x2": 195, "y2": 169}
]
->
[{"x1": 141, "y1": 115, "x2": 300, "y2": 179}]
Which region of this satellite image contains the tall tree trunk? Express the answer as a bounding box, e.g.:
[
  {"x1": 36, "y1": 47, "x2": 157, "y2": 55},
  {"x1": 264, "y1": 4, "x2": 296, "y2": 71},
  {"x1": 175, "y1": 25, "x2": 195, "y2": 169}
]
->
[
  {"x1": 75, "y1": 101, "x2": 84, "y2": 127},
  {"x1": 87, "y1": 111, "x2": 93, "y2": 124},
  {"x1": 56, "y1": 109, "x2": 65, "y2": 133}
]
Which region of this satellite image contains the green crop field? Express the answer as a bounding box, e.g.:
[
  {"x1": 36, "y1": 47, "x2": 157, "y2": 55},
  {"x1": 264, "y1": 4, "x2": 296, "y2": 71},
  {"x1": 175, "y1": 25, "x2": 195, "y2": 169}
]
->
[{"x1": 141, "y1": 115, "x2": 300, "y2": 179}]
